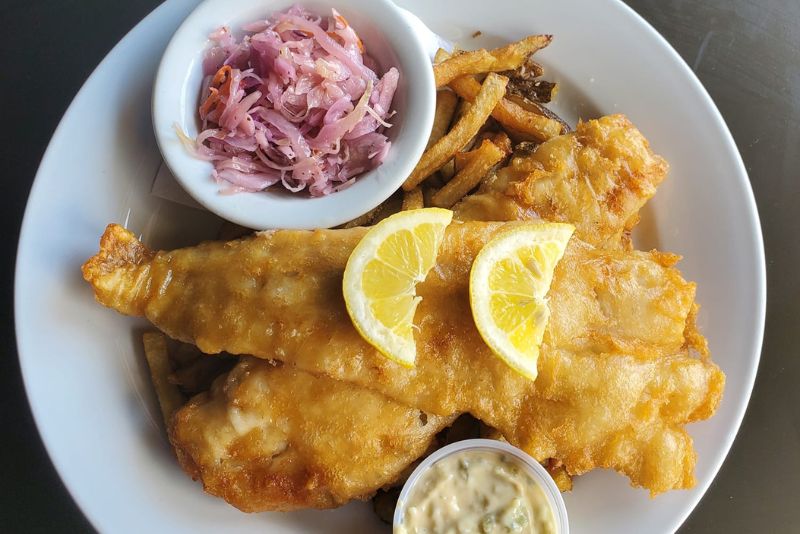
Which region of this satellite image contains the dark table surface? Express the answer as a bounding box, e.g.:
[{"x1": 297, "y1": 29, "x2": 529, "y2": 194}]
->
[{"x1": 2, "y1": 0, "x2": 798, "y2": 532}]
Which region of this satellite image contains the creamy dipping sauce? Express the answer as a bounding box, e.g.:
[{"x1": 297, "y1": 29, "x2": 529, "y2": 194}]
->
[{"x1": 397, "y1": 450, "x2": 556, "y2": 534}]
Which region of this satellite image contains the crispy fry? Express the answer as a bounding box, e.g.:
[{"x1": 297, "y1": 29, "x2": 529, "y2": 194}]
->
[
  {"x1": 401, "y1": 187, "x2": 424, "y2": 211},
  {"x1": 453, "y1": 97, "x2": 472, "y2": 122},
  {"x1": 433, "y1": 49, "x2": 495, "y2": 87},
  {"x1": 449, "y1": 75, "x2": 563, "y2": 141},
  {"x1": 488, "y1": 35, "x2": 552, "y2": 71},
  {"x1": 454, "y1": 132, "x2": 510, "y2": 173},
  {"x1": 427, "y1": 91, "x2": 459, "y2": 150},
  {"x1": 491, "y1": 131, "x2": 512, "y2": 154},
  {"x1": 433, "y1": 35, "x2": 552, "y2": 87},
  {"x1": 453, "y1": 137, "x2": 486, "y2": 173},
  {"x1": 142, "y1": 332, "x2": 185, "y2": 425},
  {"x1": 505, "y1": 93, "x2": 570, "y2": 133},
  {"x1": 403, "y1": 73, "x2": 508, "y2": 190},
  {"x1": 454, "y1": 151, "x2": 471, "y2": 173},
  {"x1": 503, "y1": 56, "x2": 544, "y2": 78},
  {"x1": 453, "y1": 98, "x2": 483, "y2": 153},
  {"x1": 433, "y1": 47, "x2": 450, "y2": 64},
  {"x1": 439, "y1": 159, "x2": 456, "y2": 182},
  {"x1": 431, "y1": 138, "x2": 505, "y2": 208}
]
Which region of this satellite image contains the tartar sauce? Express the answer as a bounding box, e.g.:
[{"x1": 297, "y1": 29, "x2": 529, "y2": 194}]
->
[{"x1": 397, "y1": 450, "x2": 556, "y2": 534}]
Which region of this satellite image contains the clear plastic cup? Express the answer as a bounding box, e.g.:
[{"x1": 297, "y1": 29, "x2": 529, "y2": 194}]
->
[{"x1": 393, "y1": 439, "x2": 569, "y2": 533}]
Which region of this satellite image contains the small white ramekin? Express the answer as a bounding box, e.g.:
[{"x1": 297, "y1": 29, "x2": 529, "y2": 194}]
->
[
  {"x1": 393, "y1": 439, "x2": 570, "y2": 533},
  {"x1": 152, "y1": 0, "x2": 435, "y2": 229}
]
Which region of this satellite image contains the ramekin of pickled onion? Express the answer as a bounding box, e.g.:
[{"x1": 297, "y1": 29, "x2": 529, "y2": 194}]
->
[{"x1": 153, "y1": 0, "x2": 435, "y2": 229}]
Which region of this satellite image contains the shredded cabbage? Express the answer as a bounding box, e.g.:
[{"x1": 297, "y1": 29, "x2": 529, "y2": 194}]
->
[{"x1": 188, "y1": 5, "x2": 399, "y2": 196}]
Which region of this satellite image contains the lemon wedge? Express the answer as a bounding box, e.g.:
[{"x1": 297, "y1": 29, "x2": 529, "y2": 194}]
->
[
  {"x1": 469, "y1": 223, "x2": 575, "y2": 380},
  {"x1": 343, "y1": 208, "x2": 454, "y2": 366}
]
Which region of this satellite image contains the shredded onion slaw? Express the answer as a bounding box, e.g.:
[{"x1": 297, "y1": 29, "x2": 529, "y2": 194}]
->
[{"x1": 183, "y1": 5, "x2": 399, "y2": 196}]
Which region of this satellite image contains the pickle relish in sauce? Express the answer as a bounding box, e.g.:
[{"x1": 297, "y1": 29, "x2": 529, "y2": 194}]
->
[{"x1": 397, "y1": 450, "x2": 556, "y2": 534}]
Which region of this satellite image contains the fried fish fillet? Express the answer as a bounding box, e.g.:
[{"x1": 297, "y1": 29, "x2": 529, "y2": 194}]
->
[
  {"x1": 170, "y1": 357, "x2": 453, "y2": 512},
  {"x1": 84, "y1": 221, "x2": 723, "y2": 496},
  {"x1": 454, "y1": 114, "x2": 668, "y2": 249}
]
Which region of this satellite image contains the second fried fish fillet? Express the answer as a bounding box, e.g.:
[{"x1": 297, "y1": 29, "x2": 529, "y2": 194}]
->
[
  {"x1": 84, "y1": 222, "x2": 723, "y2": 496},
  {"x1": 171, "y1": 356, "x2": 452, "y2": 512}
]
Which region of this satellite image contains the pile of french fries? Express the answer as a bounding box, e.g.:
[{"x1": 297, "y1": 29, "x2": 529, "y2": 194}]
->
[{"x1": 342, "y1": 35, "x2": 566, "y2": 227}]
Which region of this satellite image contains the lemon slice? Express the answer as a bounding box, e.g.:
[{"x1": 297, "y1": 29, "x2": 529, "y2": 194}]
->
[
  {"x1": 470, "y1": 223, "x2": 575, "y2": 380},
  {"x1": 343, "y1": 208, "x2": 454, "y2": 366}
]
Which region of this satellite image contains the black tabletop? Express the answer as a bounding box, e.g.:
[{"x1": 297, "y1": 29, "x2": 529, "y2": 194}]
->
[{"x1": 2, "y1": 0, "x2": 798, "y2": 532}]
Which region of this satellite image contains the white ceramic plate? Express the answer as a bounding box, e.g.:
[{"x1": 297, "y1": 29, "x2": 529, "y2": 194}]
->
[{"x1": 15, "y1": 0, "x2": 765, "y2": 533}]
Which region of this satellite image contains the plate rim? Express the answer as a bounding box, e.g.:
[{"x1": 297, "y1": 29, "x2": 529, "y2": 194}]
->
[
  {"x1": 13, "y1": 0, "x2": 189, "y2": 531},
  {"x1": 14, "y1": 0, "x2": 767, "y2": 532},
  {"x1": 606, "y1": 2, "x2": 766, "y2": 531}
]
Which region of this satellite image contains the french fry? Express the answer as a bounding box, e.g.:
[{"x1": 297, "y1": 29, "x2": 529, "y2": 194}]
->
[
  {"x1": 437, "y1": 97, "x2": 465, "y2": 184},
  {"x1": 454, "y1": 151, "x2": 471, "y2": 173},
  {"x1": 451, "y1": 98, "x2": 480, "y2": 153},
  {"x1": 439, "y1": 159, "x2": 456, "y2": 182},
  {"x1": 454, "y1": 97, "x2": 472, "y2": 121},
  {"x1": 491, "y1": 131, "x2": 513, "y2": 155},
  {"x1": 431, "y1": 138, "x2": 506, "y2": 208},
  {"x1": 505, "y1": 93, "x2": 571, "y2": 133},
  {"x1": 433, "y1": 48, "x2": 450, "y2": 64},
  {"x1": 454, "y1": 148, "x2": 483, "y2": 174},
  {"x1": 401, "y1": 187, "x2": 424, "y2": 210},
  {"x1": 142, "y1": 332, "x2": 185, "y2": 425},
  {"x1": 403, "y1": 73, "x2": 508, "y2": 190},
  {"x1": 488, "y1": 35, "x2": 552, "y2": 71},
  {"x1": 449, "y1": 75, "x2": 563, "y2": 141},
  {"x1": 454, "y1": 132, "x2": 510, "y2": 173},
  {"x1": 427, "y1": 91, "x2": 459, "y2": 150},
  {"x1": 433, "y1": 35, "x2": 552, "y2": 87},
  {"x1": 434, "y1": 49, "x2": 495, "y2": 87}
]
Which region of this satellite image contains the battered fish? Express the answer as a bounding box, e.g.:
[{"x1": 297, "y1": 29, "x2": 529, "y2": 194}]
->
[
  {"x1": 84, "y1": 222, "x2": 723, "y2": 496},
  {"x1": 454, "y1": 114, "x2": 667, "y2": 249},
  {"x1": 171, "y1": 356, "x2": 453, "y2": 512}
]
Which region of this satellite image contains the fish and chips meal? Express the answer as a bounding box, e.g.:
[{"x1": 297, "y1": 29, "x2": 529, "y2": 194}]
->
[{"x1": 82, "y1": 11, "x2": 725, "y2": 531}]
